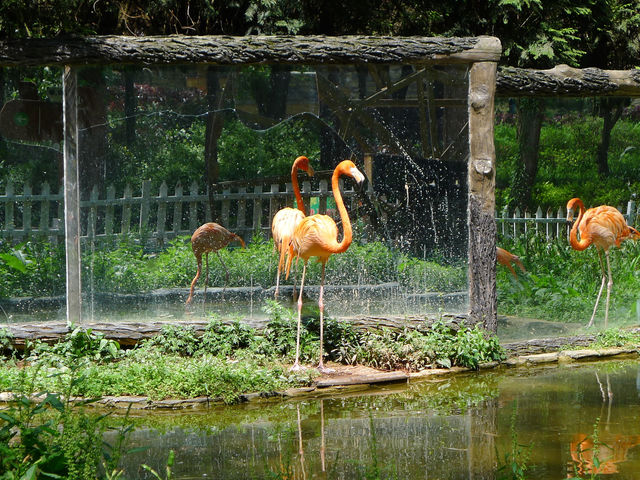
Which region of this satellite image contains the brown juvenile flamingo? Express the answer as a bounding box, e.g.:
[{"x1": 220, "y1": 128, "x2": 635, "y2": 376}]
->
[
  {"x1": 271, "y1": 155, "x2": 314, "y2": 299},
  {"x1": 286, "y1": 159, "x2": 365, "y2": 372},
  {"x1": 497, "y1": 246, "x2": 526, "y2": 278},
  {"x1": 185, "y1": 222, "x2": 245, "y2": 307},
  {"x1": 566, "y1": 197, "x2": 639, "y2": 328}
]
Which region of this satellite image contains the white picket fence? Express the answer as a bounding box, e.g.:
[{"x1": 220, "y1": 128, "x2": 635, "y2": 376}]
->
[
  {"x1": 497, "y1": 201, "x2": 639, "y2": 241},
  {"x1": 0, "y1": 173, "x2": 358, "y2": 246},
  {"x1": 1, "y1": 179, "x2": 638, "y2": 246}
]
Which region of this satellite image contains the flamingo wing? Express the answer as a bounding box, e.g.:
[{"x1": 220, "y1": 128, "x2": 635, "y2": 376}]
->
[
  {"x1": 580, "y1": 206, "x2": 630, "y2": 249},
  {"x1": 272, "y1": 208, "x2": 305, "y2": 246},
  {"x1": 191, "y1": 222, "x2": 244, "y2": 254},
  {"x1": 272, "y1": 207, "x2": 305, "y2": 272},
  {"x1": 292, "y1": 214, "x2": 339, "y2": 262}
]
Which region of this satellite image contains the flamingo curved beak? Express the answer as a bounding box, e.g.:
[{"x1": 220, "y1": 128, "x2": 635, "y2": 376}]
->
[
  {"x1": 350, "y1": 167, "x2": 365, "y2": 185},
  {"x1": 307, "y1": 165, "x2": 315, "y2": 177}
]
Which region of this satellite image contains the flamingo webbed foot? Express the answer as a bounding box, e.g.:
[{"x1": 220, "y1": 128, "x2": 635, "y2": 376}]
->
[{"x1": 290, "y1": 362, "x2": 306, "y2": 372}]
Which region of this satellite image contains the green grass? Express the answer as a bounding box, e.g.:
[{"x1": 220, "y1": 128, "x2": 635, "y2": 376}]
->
[
  {"x1": 0, "y1": 306, "x2": 506, "y2": 403},
  {"x1": 497, "y1": 234, "x2": 640, "y2": 325},
  {"x1": 0, "y1": 236, "x2": 466, "y2": 298}
]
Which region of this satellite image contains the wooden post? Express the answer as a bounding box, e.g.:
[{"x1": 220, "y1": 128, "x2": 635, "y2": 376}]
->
[
  {"x1": 237, "y1": 186, "x2": 246, "y2": 231},
  {"x1": 40, "y1": 182, "x2": 50, "y2": 236},
  {"x1": 23, "y1": 184, "x2": 32, "y2": 237},
  {"x1": 63, "y1": 65, "x2": 82, "y2": 324},
  {"x1": 122, "y1": 184, "x2": 132, "y2": 234},
  {"x1": 189, "y1": 181, "x2": 199, "y2": 232},
  {"x1": 319, "y1": 179, "x2": 328, "y2": 215},
  {"x1": 363, "y1": 153, "x2": 373, "y2": 192},
  {"x1": 627, "y1": 200, "x2": 636, "y2": 227},
  {"x1": 253, "y1": 185, "x2": 262, "y2": 234},
  {"x1": 221, "y1": 188, "x2": 231, "y2": 227},
  {"x1": 139, "y1": 180, "x2": 151, "y2": 234},
  {"x1": 467, "y1": 61, "x2": 498, "y2": 331},
  {"x1": 157, "y1": 181, "x2": 168, "y2": 246},
  {"x1": 105, "y1": 185, "x2": 115, "y2": 237},
  {"x1": 172, "y1": 183, "x2": 183, "y2": 237}
]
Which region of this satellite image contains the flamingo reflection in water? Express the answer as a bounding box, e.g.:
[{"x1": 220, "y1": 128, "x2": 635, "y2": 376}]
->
[
  {"x1": 268, "y1": 400, "x2": 327, "y2": 479},
  {"x1": 567, "y1": 372, "x2": 640, "y2": 477}
]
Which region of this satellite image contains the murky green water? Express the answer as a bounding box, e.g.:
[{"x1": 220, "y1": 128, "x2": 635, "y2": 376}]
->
[{"x1": 110, "y1": 359, "x2": 640, "y2": 479}]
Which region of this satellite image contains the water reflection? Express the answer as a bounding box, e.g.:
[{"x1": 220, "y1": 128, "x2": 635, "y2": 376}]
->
[{"x1": 109, "y1": 360, "x2": 640, "y2": 479}]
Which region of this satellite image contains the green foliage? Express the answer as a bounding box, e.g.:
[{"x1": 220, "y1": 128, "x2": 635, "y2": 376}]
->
[
  {"x1": 27, "y1": 324, "x2": 122, "y2": 366},
  {"x1": 0, "y1": 308, "x2": 506, "y2": 405},
  {"x1": 496, "y1": 115, "x2": 640, "y2": 211},
  {"x1": 0, "y1": 366, "x2": 134, "y2": 480},
  {"x1": 593, "y1": 328, "x2": 640, "y2": 348},
  {"x1": 0, "y1": 241, "x2": 65, "y2": 298},
  {"x1": 0, "y1": 328, "x2": 13, "y2": 357},
  {"x1": 397, "y1": 256, "x2": 467, "y2": 292},
  {"x1": 142, "y1": 450, "x2": 175, "y2": 480},
  {"x1": 496, "y1": 401, "x2": 533, "y2": 480},
  {"x1": 330, "y1": 320, "x2": 505, "y2": 371},
  {"x1": 497, "y1": 233, "x2": 640, "y2": 325},
  {"x1": 2, "y1": 236, "x2": 465, "y2": 298}
]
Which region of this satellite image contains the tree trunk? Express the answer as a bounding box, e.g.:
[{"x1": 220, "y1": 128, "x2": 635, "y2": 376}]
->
[
  {"x1": 596, "y1": 97, "x2": 627, "y2": 176},
  {"x1": 512, "y1": 97, "x2": 544, "y2": 210}
]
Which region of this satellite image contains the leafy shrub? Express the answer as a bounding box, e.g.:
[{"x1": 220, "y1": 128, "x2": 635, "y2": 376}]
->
[
  {"x1": 27, "y1": 325, "x2": 122, "y2": 365},
  {"x1": 593, "y1": 328, "x2": 640, "y2": 348},
  {"x1": 329, "y1": 320, "x2": 505, "y2": 371}
]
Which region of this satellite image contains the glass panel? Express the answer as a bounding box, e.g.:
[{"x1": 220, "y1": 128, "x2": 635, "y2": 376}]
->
[
  {"x1": 0, "y1": 66, "x2": 66, "y2": 322},
  {"x1": 4, "y1": 62, "x2": 471, "y2": 325},
  {"x1": 495, "y1": 96, "x2": 640, "y2": 339}
]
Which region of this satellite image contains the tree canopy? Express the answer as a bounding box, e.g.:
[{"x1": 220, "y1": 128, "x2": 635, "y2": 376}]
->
[{"x1": 2, "y1": 0, "x2": 639, "y2": 69}]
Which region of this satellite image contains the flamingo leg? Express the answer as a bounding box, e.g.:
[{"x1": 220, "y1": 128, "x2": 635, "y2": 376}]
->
[
  {"x1": 296, "y1": 404, "x2": 306, "y2": 480},
  {"x1": 604, "y1": 249, "x2": 613, "y2": 329},
  {"x1": 275, "y1": 255, "x2": 281, "y2": 299},
  {"x1": 318, "y1": 262, "x2": 334, "y2": 373},
  {"x1": 216, "y1": 250, "x2": 229, "y2": 292},
  {"x1": 588, "y1": 249, "x2": 607, "y2": 328},
  {"x1": 290, "y1": 262, "x2": 307, "y2": 371},
  {"x1": 203, "y1": 252, "x2": 209, "y2": 311},
  {"x1": 320, "y1": 399, "x2": 326, "y2": 472},
  {"x1": 292, "y1": 255, "x2": 298, "y2": 302},
  {"x1": 186, "y1": 253, "x2": 202, "y2": 307}
]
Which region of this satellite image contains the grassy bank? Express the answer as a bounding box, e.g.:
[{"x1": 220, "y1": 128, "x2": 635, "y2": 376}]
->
[{"x1": 0, "y1": 302, "x2": 505, "y2": 404}]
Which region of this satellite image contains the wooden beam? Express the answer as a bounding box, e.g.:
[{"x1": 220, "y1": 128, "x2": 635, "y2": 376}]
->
[
  {"x1": 0, "y1": 35, "x2": 502, "y2": 67},
  {"x1": 468, "y1": 61, "x2": 498, "y2": 331},
  {"x1": 497, "y1": 64, "x2": 640, "y2": 97},
  {"x1": 62, "y1": 66, "x2": 82, "y2": 323}
]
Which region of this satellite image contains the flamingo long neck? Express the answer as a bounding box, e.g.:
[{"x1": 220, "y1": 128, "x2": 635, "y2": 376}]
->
[
  {"x1": 329, "y1": 167, "x2": 353, "y2": 254},
  {"x1": 291, "y1": 163, "x2": 307, "y2": 216},
  {"x1": 569, "y1": 201, "x2": 591, "y2": 251}
]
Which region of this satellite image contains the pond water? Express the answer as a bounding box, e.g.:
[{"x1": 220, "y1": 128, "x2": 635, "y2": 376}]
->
[{"x1": 110, "y1": 359, "x2": 640, "y2": 479}]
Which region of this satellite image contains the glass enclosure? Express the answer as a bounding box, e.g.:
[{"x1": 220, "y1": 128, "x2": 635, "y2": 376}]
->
[
  {"x1": 494, "y1": 96, "x2": 640, "y2": 339},
  {"x1": 0, "y1": 62, "x2": 471, "y2": 325}
]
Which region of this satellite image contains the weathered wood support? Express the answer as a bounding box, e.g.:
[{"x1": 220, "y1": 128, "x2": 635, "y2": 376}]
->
[
  {"x1": 0, "y1": 36, "x2": 501, "y2": 67},
  {"x1": 468, "y1": 61, "x2": 498, "y2": 331},
  {"x1": 497, "y1": 64, "x2": 640, "y2": 97},
  {"x1": 62, "y1": 65, "x2": 82, "y2": 323}
]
